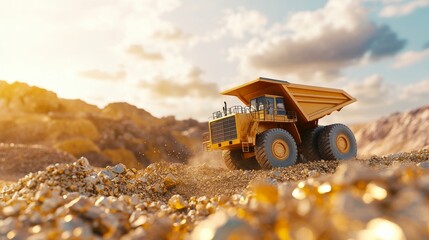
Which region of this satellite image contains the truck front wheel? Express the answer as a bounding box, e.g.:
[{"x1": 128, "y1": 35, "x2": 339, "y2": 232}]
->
[
  {"x1": 222, "y1": 150, "x2": 261, "y2": 170},
  {"x1": 255, "y1": 128, "x2": 298, "y2": 169},
  {"x1": 317, "y1": 124, "x2": 357, "y2": 160}
]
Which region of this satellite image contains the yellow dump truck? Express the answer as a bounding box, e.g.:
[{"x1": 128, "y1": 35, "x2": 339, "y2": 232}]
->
[{"x1": 203, "y1": 77, "x2": 357, "y2": 170}]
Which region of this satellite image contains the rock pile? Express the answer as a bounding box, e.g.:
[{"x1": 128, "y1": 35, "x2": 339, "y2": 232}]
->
[
  {"x1": 0, "y1": 81, "x2": 207, "y2": 170},
  {"x1": 1, "y1": 150, "x2": 428, "y2": 239},
  {"x1": 0, "y1": 143, "x2": 76, "y2": 181}
]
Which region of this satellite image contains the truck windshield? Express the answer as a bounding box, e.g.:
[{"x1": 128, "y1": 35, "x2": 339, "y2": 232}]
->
[{"x1": 257, "y1": 96, "x2": 265, "y2": 110}]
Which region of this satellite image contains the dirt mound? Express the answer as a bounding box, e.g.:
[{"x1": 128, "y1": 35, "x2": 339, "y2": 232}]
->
[
  {"x1": 0, "y1": 143, "x2": 76, "y2": 181},
  {"x1": 0, "y1": 81, "x2": 206, "y2": 169},
  {"x1": 1, "y1": 150, "x2": 428, "y2": 239},
  {"x1": 351, "y1": 105, "x2": 429, "y2": 156}
]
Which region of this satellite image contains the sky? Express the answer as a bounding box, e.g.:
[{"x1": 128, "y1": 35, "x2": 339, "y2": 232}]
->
[{"x1": 0, "y1": 0, "x2": 428, "y2": 123}]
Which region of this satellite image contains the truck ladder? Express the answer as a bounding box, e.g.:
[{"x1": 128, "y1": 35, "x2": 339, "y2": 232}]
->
[
  {"x1": 242, "y1": 142, "x2": 250, "y2": 152},
  {"x1": 241, "y1": 115, "x2": 259, "y2": 153}
]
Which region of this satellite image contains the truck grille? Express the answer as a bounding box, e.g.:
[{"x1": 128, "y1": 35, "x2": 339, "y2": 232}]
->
[{"x1": 210, "y1": 116, "x2": 237, "y2": 144}]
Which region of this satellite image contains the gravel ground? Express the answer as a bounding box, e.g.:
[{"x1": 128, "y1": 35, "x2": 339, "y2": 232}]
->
[
  {"x1": 166, "y1": 150, "x2": 429, "y2": 199},
  {"x1": 0, "y1": 143, "x2": 76, "y2": 181},
  {"x1": 0, "y1": 149, "x2": 428, "y2": 239}
]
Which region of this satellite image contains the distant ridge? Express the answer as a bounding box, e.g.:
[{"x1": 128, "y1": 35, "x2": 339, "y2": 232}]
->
[{"x1": 350, "y1": 105, "x2": 429, "y2": 156}]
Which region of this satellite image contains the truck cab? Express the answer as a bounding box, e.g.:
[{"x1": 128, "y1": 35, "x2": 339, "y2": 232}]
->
[{"x1": 250, "y1": 95, "x2": 296, "y2": 122}]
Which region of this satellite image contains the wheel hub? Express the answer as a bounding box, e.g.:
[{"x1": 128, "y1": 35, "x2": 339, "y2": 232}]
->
[
  {"x1": 336, "y1": 134, "x2": 350, "y2": 154},
  {"x1": 272, "y1": 139, "x2": 289, "y2": 160}
]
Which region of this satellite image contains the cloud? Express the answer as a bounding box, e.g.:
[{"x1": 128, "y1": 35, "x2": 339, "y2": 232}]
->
[
  {"x1": 347, "y1": 75, "x2": 392, "y2": 105},
  {"x1": 135, "y1": 67, "x2": 226, "y2": 121},
  {"x1": 369, "y1": 25, "x2": 407, "y2": 57},
  {"x1": 190, "y1": 7, "x2": 270, "y2": 45},
  {"x1": 72, "y1": 0, "x2": 224, "y2": 121},
  {"x1": 222, "y1": 8, "x2": 268, "y2": 39},
  {"x1": 380, "y1": 0, "x2": 429, "y2": 17},
  {"x1": 352, "y1": 76, "x2": 429, "y2": 109},
  {"x1": 76, "y1": 0, "x2": 199, "y2": 94},
  {"x1": 153, "y1": 27, "x2": 186, "y2": 41},
  {"x1": 138, "y1": 68, "x2": 220, "y2": 98},
  {"x1": 393, "y1": 48, "x2": 429, "y2": 68},
  {"x1": 229, "y1": 0, "x2": 405, "y2": 81},
  {"x1": 400, "y1": 79, "x2": 429, "y2": 101},
  {"x1": 79, "y1": 69, "x2": 126, "y2": 81},
  {"x1": 126, "y1": 44, "x2": 163, "y2": 61},
  {"x1": 366, "y1": 0, "x2": 403, "y2": 3},
  {"x1": 322, "y1": 75, "x2": 429, "y2": 124}
]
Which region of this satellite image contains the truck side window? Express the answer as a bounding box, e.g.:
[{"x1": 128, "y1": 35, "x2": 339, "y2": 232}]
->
[
  {"x1": 276, "y1": 98, "x2": 286, "y2": 115},
  {"x1": 250, "y1": 99, "x2": 257, "y2": 112}
]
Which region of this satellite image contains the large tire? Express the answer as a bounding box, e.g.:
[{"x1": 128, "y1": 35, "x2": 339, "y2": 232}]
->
[
  {"x1": 317, "y1": 124, "x2": 357, "y2": 160},
  {"x1": 222, "y1": 150, "x2": 261, "y2": 170},
  {"x1": 255, "y1": 128, "x2": 298, "y2": 169},
  {"x1": 299, "y1": 126, "x2": 324, "y2": 163}
]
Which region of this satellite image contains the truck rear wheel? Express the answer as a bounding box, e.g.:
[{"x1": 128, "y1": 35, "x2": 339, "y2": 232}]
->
[
  {"x1": 222, "y1": 150, "x2": 261, "y2": 170},
  {"x1": 299, "y1": 126, "x2": 324, "y2": 163},
  {"x1": 255, "y1": 128, "x2": 298, "y2": 169},
  {"x1": 317, "y1": 124, "x2": 357, "y2": 160}
]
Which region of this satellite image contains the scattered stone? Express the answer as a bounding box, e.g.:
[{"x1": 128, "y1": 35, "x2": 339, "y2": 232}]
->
[
  {"x1": 112, "y1": 163, "x2": 126, "y2": 174},
  {"x1": 168, "y1": 195, "x2": 187, "y2": 210},
  {"x1": 191, "y1": 211, "x2": 260, "y2": 240},
  {"x1": 164, "y1": 173, "x2": 179, "y2": 188},
  {"x1": 0, "y1": 149, "x2": 428, "y2": 239},
  {"x1": 417, "y1": 161, "x2": 429, "y2": 169},
  {"x1": 98, "y1": 170, "x2": 115, "y2": 180}
]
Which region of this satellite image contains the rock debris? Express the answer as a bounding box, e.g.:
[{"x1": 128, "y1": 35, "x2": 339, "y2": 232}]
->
[{"x1": 0, "y1": 149, "x2": 428, "y2": 239}]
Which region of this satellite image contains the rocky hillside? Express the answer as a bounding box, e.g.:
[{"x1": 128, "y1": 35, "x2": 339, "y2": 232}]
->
[
  {"x1": 351, "y1": 105, "x2": 429, "y2": 156},
  {"x1": 0, "y1": 81, "x2": 207, "y2": 169}
]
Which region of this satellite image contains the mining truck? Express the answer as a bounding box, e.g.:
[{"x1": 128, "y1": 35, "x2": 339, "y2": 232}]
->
[{"x1": 202, "y1": 77, "x2": 357, "y2": 170}]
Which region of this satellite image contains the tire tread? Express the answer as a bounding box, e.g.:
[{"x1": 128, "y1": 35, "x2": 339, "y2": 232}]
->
[
  {"x1": 222, "y1": 150, "x2": 241, "y2": 170},
  {"x1": 255, "y1": 131, "x2": 271, "y2": 169},
  {"x1": 255, "y1": 128, "x2": 297, "y2": 169},
  {"x1": 317, "y1": 124, "x2": 357, "y2": 160},
  {"x1": 223, "y1": 150, "x2": 261, "y2": 170},
  {"x1": 300, "y1": 126, "x2": 324, "y2": 163}
]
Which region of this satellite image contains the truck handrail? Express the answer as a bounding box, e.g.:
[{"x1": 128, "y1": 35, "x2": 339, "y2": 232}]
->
[
  {"x1": 209, "y1": 105, "x2": 297, "y2": 122},
  {"x1": 210, "y1": 105, "x2": 251, "y2": 120}
]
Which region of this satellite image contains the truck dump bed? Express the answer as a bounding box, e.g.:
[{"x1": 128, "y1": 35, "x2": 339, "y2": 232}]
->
[{"x1": 222, "y1": 77, "x2": 356, "y2": 123}]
